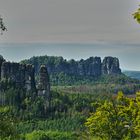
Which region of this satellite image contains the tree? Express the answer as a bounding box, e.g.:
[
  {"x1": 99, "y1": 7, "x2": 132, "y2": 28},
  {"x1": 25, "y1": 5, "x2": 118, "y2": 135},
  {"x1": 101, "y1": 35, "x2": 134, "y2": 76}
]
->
[
  {"x1": 85, "y1": 92, "x2": 140, "y2": 140},
  {"x1": 0, "y1": 107, "x2": 19, "y2": 139},
  {"x1": 0, "y1": 16, "x2": 7, "y2": 34},
  {"x1": 133, "y1": 5, "x2": 140, "y2": 24}
]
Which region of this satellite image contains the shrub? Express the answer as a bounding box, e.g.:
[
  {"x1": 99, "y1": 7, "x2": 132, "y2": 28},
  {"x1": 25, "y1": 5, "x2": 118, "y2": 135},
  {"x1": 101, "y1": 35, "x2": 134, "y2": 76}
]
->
[{"x1": 85, "y1": 92, "x2": 140, "y2": 140}]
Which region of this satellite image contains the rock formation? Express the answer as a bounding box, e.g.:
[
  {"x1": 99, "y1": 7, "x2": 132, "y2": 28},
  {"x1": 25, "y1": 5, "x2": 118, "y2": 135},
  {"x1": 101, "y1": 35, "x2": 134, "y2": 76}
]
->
[
  {"x1": 0, "y1": 57, "x2": 50, "y2": 98},
  {"x1": 38, "y1": 65, "x2": 50, "y2": 98},
  {"x1": 0, "y1": 55, "x2": 5, "y2": 80},
  {"x1": 25, "y1": 64, "x2": 36, "y2": 91},
  {"x1": 21, "y1": 55, "x2": 122, "y2": 78},
  {"x1": 102, "y1": 56, "x2": 121, "y2": 75},
  {"x1": 77, "y1": 57, "x2": 102, "y2": 77},
  {"x1": 1, "y1": 62, "x2": 36, "y2": 90},
  {"x1": 84, "y1": 57, "x2": 101, "y2": 76},
  {"x1": 0, "y1": 55, "x2": 122, "y2": 94}
]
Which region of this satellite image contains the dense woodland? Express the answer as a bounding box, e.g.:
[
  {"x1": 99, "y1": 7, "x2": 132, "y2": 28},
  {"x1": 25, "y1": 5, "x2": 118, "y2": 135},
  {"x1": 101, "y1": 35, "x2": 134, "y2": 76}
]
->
[
  {"x1": 1, "y1": 84, "x2": 140, "y2": 139},
  {"x1": 1, "y1": 55, "x2": 140, "y2": 139},
  {"x1": 0, "y1": 82, "x2": 110, "y2": 139},
  {"x1": 0, "y1": 56, "x2": 140, "y2": 140}
]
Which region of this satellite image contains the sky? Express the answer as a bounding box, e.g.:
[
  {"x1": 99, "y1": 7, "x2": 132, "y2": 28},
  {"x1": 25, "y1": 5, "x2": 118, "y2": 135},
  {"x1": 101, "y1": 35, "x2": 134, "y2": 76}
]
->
[{"x1": 0, "y1": 0, "x2": 140, "y2": 70}]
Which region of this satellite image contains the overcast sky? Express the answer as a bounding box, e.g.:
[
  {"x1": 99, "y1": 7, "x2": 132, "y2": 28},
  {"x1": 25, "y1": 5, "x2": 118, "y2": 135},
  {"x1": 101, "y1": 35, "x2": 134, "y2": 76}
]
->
[
  {"x1": 0, "y1": 0, "x2": 139, "y2": 43},
  {"x1": 0, "y1": 0, "x2": 140, "y2": 70}
]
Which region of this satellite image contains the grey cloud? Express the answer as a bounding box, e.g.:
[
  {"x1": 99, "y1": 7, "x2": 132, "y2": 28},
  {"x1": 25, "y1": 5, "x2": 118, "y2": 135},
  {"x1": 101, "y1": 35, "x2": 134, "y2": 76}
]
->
[{"x1": 0, "y1": 0, "x2": 139, "y2": 43}]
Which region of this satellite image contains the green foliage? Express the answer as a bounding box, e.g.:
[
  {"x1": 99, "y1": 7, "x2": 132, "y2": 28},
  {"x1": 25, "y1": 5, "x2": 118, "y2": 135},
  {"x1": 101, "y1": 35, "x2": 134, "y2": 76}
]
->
[
  {"x1": 25, "y1": 130, "x2": 50, "y2": 140},
  {"x1": 1, "y1": 84, "x2": 140, "y2": 139},
  {"x1": 0, "y1": 87, "x2": 100, "y2": 138},
  {"x1": 14, "y1": 89, "x2": 112, "y2": 139},
  {"x1": 85, "y1": 92, "x2": 140, "y2": 140},
  {"x1": 0, "y1": 107, "x2": 18, "y2": 140},
  {"x1": 24, "y1": 130, "x2": 78, "y2": 140},
  {"x1": 17, "y1": 115, "x2": 84, "y2": 134},
  {"x1": 133, "y1": 5, "x2": 140, "y2": 24},
  {"x1": 53, "y1": 83, "x2": 140, "y2": 95}
]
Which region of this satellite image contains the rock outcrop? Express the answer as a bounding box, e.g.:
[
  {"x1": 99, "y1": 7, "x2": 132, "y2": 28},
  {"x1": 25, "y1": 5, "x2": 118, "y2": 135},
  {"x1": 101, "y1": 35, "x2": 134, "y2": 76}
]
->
[
  {"x1": 0, "y1": 55, "x2": 5, "y2": 80},
  {"x1": 25, "y1": 64, "x2": 36, "y2": 91},
  {"x1": 1, "y1": 62, "x2": 36, "y2": 90},
  {"x1": 46, "y1": 56, "x2": 102, "y2": 77},
  {"x1": 21, "y1": 55, "x2": 122, "y2": 78},
  {"x1": 38, "y1": 65, "x2": 50, "y2": 98},
  {"x1": 84, "y1": 57, "x2": 102, "y2": 76},
  {"x1": 77, "y1": 56, "x2": 121, "y2": 76},
  {"x1": 0, "y1": 55, "x2": 122, "y2": 93},
  {"x1": 77, "y1": 57, "x2": 101, "y2": 77},
  {"x1": 0, "y1": 58, "x2": 50, "y2": 98},
  {"x1": 102, "y1": 56, "x2": 121, "y2": 75}
]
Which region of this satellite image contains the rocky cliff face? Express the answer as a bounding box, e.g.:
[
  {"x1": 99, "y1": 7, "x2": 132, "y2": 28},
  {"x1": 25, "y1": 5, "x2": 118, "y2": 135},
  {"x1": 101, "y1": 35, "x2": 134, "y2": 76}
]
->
[
  {"x1": 43, "y1": 56, "x2": 102, "y2": 77},
  {"x1": 102, "y1": 57, "x2": 121, "y2": 75},
  {"x1": 25, "y1": 64, "x2": 36, "y2": 90},
  {"x1": 77, "y1": 56, "x2": 121, "y2": 76},
  {"x1": 22, "y1": 55, "x2": 121, "y2": 77},
  {"x1": 1, "y1": 62, "x2": 36, "y2": 90},
  {"x1": 46, "y1": 56, "x2": 121, "y2": 77},
  {"x1": 84, "y1": 57, "x2": 102, "y2": 76},
  {"x1": 0, "y1": 55, "x2": 5, "y2": 80},
  {"x1": 38, "y1": 65, "x2": 50, "y2": 98},
  {"x1": 0, "y1": 57, "x2": 50, "y2": 98},
  {"x1": 0, "y1": 55, "x2": 121, "y2": 91},
  {"x1": 77, "y1": 57, "x2": 101, "y2": 76}
]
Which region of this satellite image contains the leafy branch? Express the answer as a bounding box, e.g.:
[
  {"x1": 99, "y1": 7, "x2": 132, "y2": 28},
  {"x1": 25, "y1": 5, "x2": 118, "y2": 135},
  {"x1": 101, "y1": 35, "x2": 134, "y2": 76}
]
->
[
  {"x1": 133, "y1": 5, "x2": 140, "y2": 24},
  {"x1": 0, "y1": 16, "x2": 7, "y2": 34}
]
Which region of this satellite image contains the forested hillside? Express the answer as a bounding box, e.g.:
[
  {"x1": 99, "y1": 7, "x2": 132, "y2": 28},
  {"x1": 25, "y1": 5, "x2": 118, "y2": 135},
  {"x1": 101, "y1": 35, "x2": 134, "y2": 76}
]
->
[
  {"x1": 21, "y1": 55, "x2": 140, "y2": 86},
  {"x1": 1, "y1": 55, "x2": 140, "y2": 139},
  {"x1": 21, "y1": 55, "x2": 121, "y2": 76}
]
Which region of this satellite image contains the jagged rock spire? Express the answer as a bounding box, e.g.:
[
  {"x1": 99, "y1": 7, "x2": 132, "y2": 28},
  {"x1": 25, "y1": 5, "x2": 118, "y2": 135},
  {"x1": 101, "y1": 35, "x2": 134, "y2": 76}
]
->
[
  {"x1": 0, "y1": 55, "x2": 5, "y2": 80},
  {"x1": 38, "y1": 65, "x2": 50, "y2": 98}
]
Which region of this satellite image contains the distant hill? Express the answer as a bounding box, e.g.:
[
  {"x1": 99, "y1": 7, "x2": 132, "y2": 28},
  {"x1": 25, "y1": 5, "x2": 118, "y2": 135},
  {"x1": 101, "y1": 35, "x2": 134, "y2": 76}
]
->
[
  {"x1": 20, "y1": 55, "x2": 140, "y2": 86},
  {"x1": 123, "y1": 70, "x2": 140, "y2": 80},
  {"x1": 21, "y1": 55, "x2": 121, "y2": 76}
]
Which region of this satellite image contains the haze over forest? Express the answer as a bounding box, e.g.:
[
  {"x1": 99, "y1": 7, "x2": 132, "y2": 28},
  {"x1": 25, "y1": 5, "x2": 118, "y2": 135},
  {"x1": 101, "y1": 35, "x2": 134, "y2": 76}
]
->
[{"x1": 0, "y1": 43, "x2": 140, "y2": 71}]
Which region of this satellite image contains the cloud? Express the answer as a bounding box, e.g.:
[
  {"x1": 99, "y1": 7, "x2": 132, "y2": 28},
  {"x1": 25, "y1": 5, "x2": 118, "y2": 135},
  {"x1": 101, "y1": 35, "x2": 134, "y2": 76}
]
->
[{"x1": 0, "y1": 0, "x2": 139, "y2": 43}]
